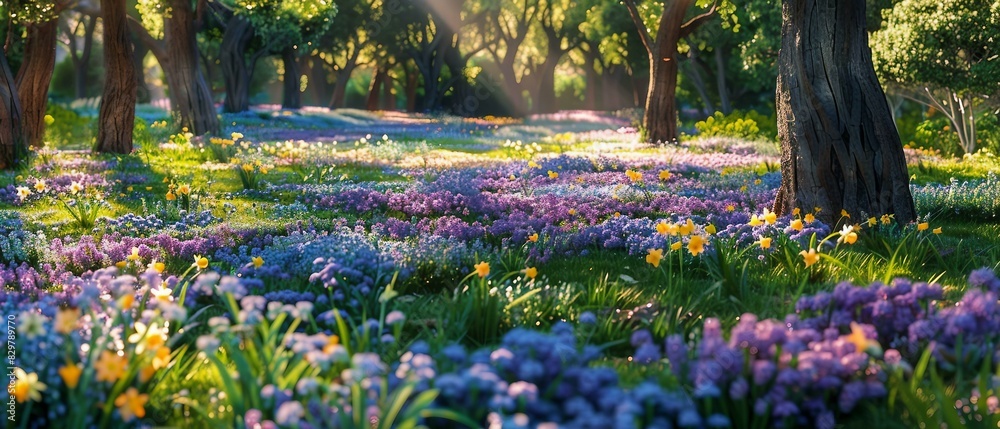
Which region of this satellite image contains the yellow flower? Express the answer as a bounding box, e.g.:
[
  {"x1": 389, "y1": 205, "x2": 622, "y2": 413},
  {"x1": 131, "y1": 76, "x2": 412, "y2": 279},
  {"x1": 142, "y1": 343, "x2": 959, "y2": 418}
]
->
[
  {"x1": 793, "y1": 208, "x2": 801, "y2": 216},
  {"x1": 146, "y1": 186, "x2": 153, "y2": 191},
  {"x1": 151, "y1": 285, "x2": 173, "y2": 303},
  {"x1": 54, "y1": 308, "x2": 80, "y2": 334},
  {"x1": 748, "y1": 215, "x2": 763, "y2": 227},
  {"x1": 933, "y1": 227, "x2": 942, "y2": 234},
  {"x1": 762, "y1": 208, "x2": 777, "y2": 225},
  {"x1": 758, "y1": 237, "x2": 772, "y2": 249},
  {"x1": 69, "y1": 181, "x2": 84, "y2": 194},
  {"x1": 800, "y1": 248, "x2": 820, "y2": 267},
  {"x1": 659, "y1": 170, "x2": 672, "y2": 181},
  {"x1": 44, "y1": 114, "x2": 55, "y2": 125},
  {"x1": 165, "y1": 191, "x2": 176, "y2": 201},
  {"x1": 547, "y1": 170, "x2": 559, "y2": 179},
  {"x1": 177, "y1": 184, "x2": 191, "y2": 195},
  {"x1": 527, "y1": 233, "x2": 539, "y2": 243},
  {"x1": 128, "y1": 322, "x2": 167, "y2": 354},
  {"x1": 670, "y1": 241, "x2": 682, "y2": 251},
  {"x1": 138, "y1": 364, "x2": 157, "y2": 383},
  {"x1": 678, "y1": 219, "x2": 695, "y2": 236},
  {"x1": 614, "y1": 212, "x2": 621, "y2": 218},
  {"x1": 115, "y1": 261, "x2": 127, "y2": 269},
  {"x1": 13, "y1": 368, "x2": 46, "y2": 403},
  {"x1": 252, "y1": 256, "x2": 264, "y2": 268},
  {"x1": 524, "y1": 267, "x2": 538, "y2": 279},
  {"x1": 725, "y1": 204, "x2": 736, "y2": 212},
  {"x1": 656, "y1": 222, "x2": 671, "y2": 236},
  {"x1": 242, "y1": 163, "x2": 255, "y2": 172},
  {"x1": 162, "y1": 177, "x2": 170, "y2": 183},
  {"x1": 845, "y1": 322, "x2": 881, "y2": 354},
  {"x1": 115, "y1": 387, "x2": 149, "y2": 422},
  {"x1": 323, "y1": 334, "x2": 341, "y2": 354},
  {"x1": 646, "y1": 248, "x2": 664, "y2": 267},
  {"x1": 814, "y1": 206, "x2": 822, "y2": 213},
  {"x1": 568, "y1": 208, "x2": 577, "y2": 216},
  {"x1": 193, "y1": 255, "x2": 209, "y2": 270},
  {"x1": 625, "y1": 169, "x2": 642, "y2": 182},
  {"x1": 754, "y1": 179, "x2": 762, "y2": 185},
  {"x1": 16, "y1": 186, "x2": 30, "y2": 200},
  {"x1": 705, "y1": 224, "x2": 717, "y2": 235},
  {"x1": 59, "y1": 363, "x2": 82, "y2": 389},
  {"x1": 917, "y1": 222, "x2": 929, "y2": 231},
  {"x1": 149, "y1": 260, "x2": 165, "y2": 273},
  {"x1": 231, "y1": 132, "x2": 244, "y2": 140},
  {"x1": 127, "y1": 247, "x2": 141, "y2": 262},
  {"x1": 33, "y1": 180, "x2": 46, "y2": 192},
  {"x1": 95, "y1": 350, "x2": 128, "y2": 383},
  {"x1": 841, "y1": 209, "x2": 851, "y2": 219},
  {"x1": 687, "y1": 235, "x2": 707, "y2": 256},
  {"x1": 789, "y1": 219, "x2": 804, "y2": 232},
  {"x1": 838, "y1": 224, "x2": 858, "y2": 245},
  {"x1": 527, "y1": 160, "x2": 540, "y2": 169},
  {"x1": 880, "y1": 214, "x2": 894, "y2": 225},
  {"x1": 117, "y1": 293, "x2": 134, "y2": 309},
  {"x1": 804, "y1": 213, "x2": 816, "y2": 224},
  {"x1": 474, "y1": 261, "x2": 490, "y2": 278},
  {"x1": 866, "y1": 217, "x2": 876, "y2": 227}
]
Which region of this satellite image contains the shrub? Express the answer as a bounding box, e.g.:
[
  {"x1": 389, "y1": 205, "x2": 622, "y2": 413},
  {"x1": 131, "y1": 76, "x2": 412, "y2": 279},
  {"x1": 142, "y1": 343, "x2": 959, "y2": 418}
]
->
[{"x1": 694, "y1": 110, "x2": 777, "y2": 141}]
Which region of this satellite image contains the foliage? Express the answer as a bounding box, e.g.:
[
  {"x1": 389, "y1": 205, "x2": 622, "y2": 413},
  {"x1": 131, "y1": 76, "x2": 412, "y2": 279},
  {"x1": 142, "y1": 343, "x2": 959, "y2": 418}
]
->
[
  {"x1": 44, "y1": 104, "x2": 94, "y2": 150},
  {"x1": 693, "y1": 110, "x2": 777, "y2": 141}
]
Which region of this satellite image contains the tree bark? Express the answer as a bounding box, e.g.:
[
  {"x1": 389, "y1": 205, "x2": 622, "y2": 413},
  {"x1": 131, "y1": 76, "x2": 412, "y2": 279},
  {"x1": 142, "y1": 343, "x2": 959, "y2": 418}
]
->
[
  {"x1": 773, "y1": 0, "x2": 915, "y2": 224},
  {"x1": 329, "y1": 62, "x2": 355, "y2": 109},
  {"x1": 15, "y1": 18, "x2": 59, "y2": 148},
  {"x1": 161, "y1": 0, "x2": 218, "y2": 135},
  {"x1": 221, "y1": 16, "x2": 254, "y2": 113},
  {"x1": 96, "y1": 0, "x2": 137, "y2": 154},
  {"x1": 366, "y1": 68, "x2": 385, "y2": 111},
  {"x1": 281, "y1": 47, "x2": 301, "y2": 109},
  {"x1": 0, "y1": 49, "x2": 26, "y2": 170},
  {"x1": 535, "y1": 51, "x2": 560, "y2": 114}
]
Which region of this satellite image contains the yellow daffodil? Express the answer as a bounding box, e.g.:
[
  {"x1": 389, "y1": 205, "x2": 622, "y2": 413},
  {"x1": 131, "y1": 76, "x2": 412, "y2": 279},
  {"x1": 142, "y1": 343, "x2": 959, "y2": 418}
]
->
[
  {"x1": 656, "y1": 222, "x2": 671, "y2": 235},
  {"x1": 917, "y1": 222, "x2": 929, "y2": 231},
  {"x1": 115, "y1": 387, "x2": 149, "y2": 422},
  {"x1": 845, "y1": 322, "x2": 881, "y2": 354},
  {"x1": 789, "y1": 219, "x2": 804, "y2": 231},
  {"x1": 527, "y1": 233, "x2": 539, "y2": 243},
  {"x1": 528, "y1": 160, "x2": 540, "y2": 169},
  {"x1": 13, "y1": 368, "x2": 46, "y2": 403},
  {"x1": 95, "y1": 350, "x2": 128, "y2": 383},
  {"x1": 70, "y1": 181, "x2": 84, "y2": 194},
  {"x1": 881, "y1": 214, "x2": 894, "y2": 225},
  {"x1": 646, "y1": 248, "x2": 664, "y2": 267},
  {"x1": 793, "y1": 208, "x2": 801, "y2": 216},
  {"x1": 474, "y1": 261, "x2": 490, "y2": 278},
  {"x1": 54, "y1": 308, "x2": 80, "y2": 334},
  {"x1": 151, "y1": 286, "x2": 173, "y2": 303},
  {"x1": 838, "y1": 224, "x2": 858, "y2": 245},
  {"x1": 115, "y1": 261, "x2": 127, "y2": 269},
  {"x1": 231, "y1": 132, "x2": 244, "y2": 140},
  {"x1": 252, "y1": 256, "x2": 264, "y2": 268},
  {"x1": 841, "y1": 209, "x2": 851, "y2": 219},
  {"x1": 725, "y1": 204, "x2": 736, "y2": 212},
  {"x1": 16, "y1": 186, "x2": 30, "y2": 200},
  {"x1": 659, "y1": 170, "x2": 671, "y2": 181},
  {"x1": 568, "y1": 208, "x2": 577, "y2": 216},
  {"x1": 524, "y1": 267, "x2": 538, "y2": 279},
  {"x1": 149, "y1": 260, "x2": 165, "y2": 273},
  {"x1": 165, "y1": 191, "x2": 176, "y2": 201},
  {"x1": 670, "y1": 241, "x2": 683, "y2": 251},
  {"x1": 625, "y1": 169, "x2": 642, "y2": 182},
  {"x1": 177, "y1": 184, "x2": 191, "y2": 195},
  {"x1": 678, "y1": 219, "x2": 695, "y2": 236},
  {"x1": 759, "y1": 237, "x2": 772, "y2": 249},
  {"x1": 800, "y1": 248, "x2": 820, "y2": 267},
  {"x1": 814, "y1": 206, "x2": 823, "y2": 214},
  {"x1": 688, "y1": 235, "x2": 707, "y2": 256},
  {"x1": 129, "y1": 322, "x2": 167, "y2": 354},
  {"x1": 127, "y1": 247, "x2": 141, "y2": 262},
  {"x1": 867, "y1": 217, "x2": 877, "y2": 227},
  {"x1": 762, "y1": 208, "x2": 777, "y2": 225},
  {"x1": 117, "y1": 293, "x2": 134, "y2": 309},
  {"x1": 705, "y1": 223, "x2": 717, "y2": 235},
  {"x1": 547, "y1": 170, "x2": 558, "y2": 179},
  {"x1": 804, "y1": 213, "x2": 816, "y2": 224},
  {"x1": 193, "y1": 255, "x2": 209, "y2": 270},
  {"x1": 933, "y1": 227, "x2": 942, "y2": 234},
  {"x1": 749, "y1": 214, "x2": 764, "y2": 227},
  {"x1": 59, "y1": 363, "x2": 82, "y2": 389}
]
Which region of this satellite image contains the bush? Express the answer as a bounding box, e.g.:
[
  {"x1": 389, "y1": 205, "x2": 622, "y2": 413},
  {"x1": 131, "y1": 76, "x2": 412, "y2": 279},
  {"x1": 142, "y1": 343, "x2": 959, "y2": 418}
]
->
[{"x1": 693, "y1": 110, "x2": 777, "y2": 141}]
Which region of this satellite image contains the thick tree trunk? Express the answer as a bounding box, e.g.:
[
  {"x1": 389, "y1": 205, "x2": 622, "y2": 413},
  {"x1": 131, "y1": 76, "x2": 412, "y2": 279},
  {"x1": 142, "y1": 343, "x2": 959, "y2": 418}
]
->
[
  {"x1": 380, "y1": 71, "x2": 395, "y2": 110},
  {"x1": 366, "y1": 69, "x2": 385, "y2": 111},
  {"x1": 221, "y1": 16, "x2": 254, "y2": 113},
  {"x1": 329, "y1": 63, "x2": 355, "y2": 109},
  {"x1": 304, "y1": 56, "x2": 331, "y2": 107},
  {"x1": 15, "y1": 18, "x2": 59, "y2": 148},
  {"x1": 640, "y1": 0, "x2": 688, "y2": 143},
  {"x1": 96, "y1": 0, "x2": 137, "y2": 154},
  {"x1": 281, "y1": 48, "x2": 301, "y2": 109},
  {"x1": 131, "y1": 33, "x2": 151, "y2": 103},
  {"x1": 71, "y1": 15, "x2": 97, "y2": 99},
  {"x1": 0, "y1": 49, "x2": 26, "y2": 170},
  {"x1": 404, "y1": 64, "x2": 418, "y2": 112},
  {"x1": 773, "y1": 0, "x2": 915, "y2": 224},
  {"x1": 162, "y1": 0, "x2": 218, "y2": 135},
  {"x1": 535, "y1": 53, "x2": 560, "y2": 114}
]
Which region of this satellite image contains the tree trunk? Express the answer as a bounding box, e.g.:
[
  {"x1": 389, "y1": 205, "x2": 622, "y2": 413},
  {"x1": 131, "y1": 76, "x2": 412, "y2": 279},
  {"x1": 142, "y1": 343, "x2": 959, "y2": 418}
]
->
[
  {"x1": 773, "y1": 0, "x2": 915, "y2": 224},
  {"x1": 305, "y1": 56, "x2": 331, "y2": 107},
  {"x1": 281, "y1": 48, "x2": 301, "y2": 109},
  {"x1": 380, "y1": 70, "x2": 395, "y2": 110},
  {"x1": 0, "y1": 49, "x2": 26, "y2": 169},
  {"x1": 535, "y1": 53, "x2": 560, "y2": 114},
  {"x1": 329, "y1": 62, "x2": 355, "y2": 109},
  {"x1": 96, "y1": 0, "x2": 137, "y2": 154},
  {"x1": 640, "y1": 0, "x2": 689, "y2": 143},
  {"x1": 221, "y1": 16, "x2": 254, "y2": 113},
  {"x1": 71, "y1": 15, "x2": 97, "y2": 99},
  {"x1": 682, "y1": 54, "x2": 714, "y2": 117},
  {"x1": 15, "y1": 18, "x2": 59, "y2": 148},
  {"x1": 162, "y1": 0, "x2": 218, "y2": 135},
  {"x1": 366, "y1": 69, "x2": 385, "y2": 111},
  {"x1": 714, "y1": 48, "x2": 732, "y2": 114},
  {"x1": 131, "y1": 32, "x2": 151, "y2": 103},
  {"x1": 404, "y1": 63, "x2": 418, "y2": 112}
]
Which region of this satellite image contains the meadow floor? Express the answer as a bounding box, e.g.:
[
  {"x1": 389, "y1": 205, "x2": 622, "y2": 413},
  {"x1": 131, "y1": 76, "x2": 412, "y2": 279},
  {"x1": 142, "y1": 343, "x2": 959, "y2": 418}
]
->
[{"x1": 3, "y1": 109, "x2": 1000, "y2": 428}]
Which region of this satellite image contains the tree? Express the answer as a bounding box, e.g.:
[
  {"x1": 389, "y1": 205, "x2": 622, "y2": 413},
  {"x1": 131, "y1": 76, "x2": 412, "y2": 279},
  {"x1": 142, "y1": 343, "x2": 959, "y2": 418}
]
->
[
  {"x1": 621, "y1": 0, "x2": 732, "y2": 143},
  {"x1": 58, "y1": 7, "x2": 100, "y2": 100},
  {"x1": 132, "y1": 0, "x2": 218, "y2": 135},
  {"x1": 8, "y1": 0, "x2": 70, "y2": 148},
  {"x1": 530, "y1": 0, "x2": 586, "y2": 113},
  {"x1": 773, "y1": 0, "x2": 915, "y2": 225},
  {"x1": 95, "y1": 0, "x2": 136, "y2": 154},
  {"x1": 484, "y1": 0, "x2": 541, "y2": 116},
  {"x1": 870, "y1": 0, "x2": 1000, "y2": 155},
  {"x1": 0, "y1": 48, "x2": 27, "y2": 169}
]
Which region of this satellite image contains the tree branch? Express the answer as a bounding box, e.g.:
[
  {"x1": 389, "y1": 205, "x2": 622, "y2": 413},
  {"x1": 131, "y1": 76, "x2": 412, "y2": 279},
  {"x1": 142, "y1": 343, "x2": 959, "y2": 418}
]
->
[
  {"x1": 622, "y1": 0, "x2": 654, "y2": 56},
  {"x1": 679, "y1": 1, "x2": 718, "y2": 39},
  {"x1": 127, "y1": 15, "x2": 167, "y2": 62}
]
